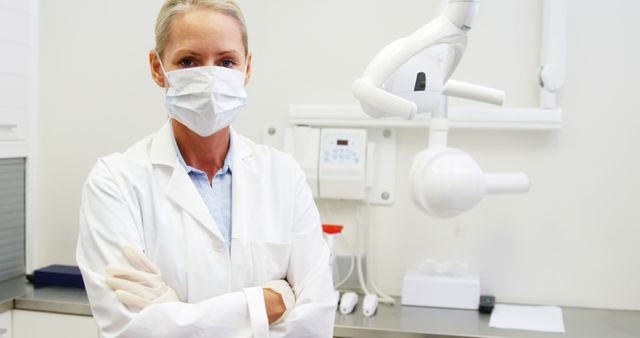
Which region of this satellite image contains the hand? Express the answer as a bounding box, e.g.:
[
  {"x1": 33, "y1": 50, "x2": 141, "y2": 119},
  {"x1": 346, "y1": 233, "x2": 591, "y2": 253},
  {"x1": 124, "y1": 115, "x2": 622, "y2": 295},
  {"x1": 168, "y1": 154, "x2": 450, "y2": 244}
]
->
[
  {"x1": 263, "y1": 288, "x2": 286, "y2": 325},
  {"x1": 105, "y1": 244, "x2": 179, "y2": 312},
  {"x1": 262, "y1": 279, "x2": 296, "y2": 325}
]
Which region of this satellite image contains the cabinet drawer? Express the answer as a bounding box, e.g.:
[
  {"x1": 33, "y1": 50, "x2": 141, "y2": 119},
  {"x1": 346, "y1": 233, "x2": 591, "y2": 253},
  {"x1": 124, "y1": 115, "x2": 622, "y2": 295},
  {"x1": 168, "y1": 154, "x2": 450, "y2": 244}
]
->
[
  {"x1": 0, "y1": 310, "x2": 10, "y2": 338},
  {"x1": 13, "y1": 310, "x2": 98, "y2": 338}
]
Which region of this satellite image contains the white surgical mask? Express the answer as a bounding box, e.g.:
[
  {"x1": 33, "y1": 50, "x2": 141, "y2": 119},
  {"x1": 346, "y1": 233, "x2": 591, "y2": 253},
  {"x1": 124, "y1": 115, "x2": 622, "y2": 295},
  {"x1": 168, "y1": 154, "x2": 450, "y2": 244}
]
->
[{"x1": 158, "y1": 54, "x2": 248, "y2": 137}]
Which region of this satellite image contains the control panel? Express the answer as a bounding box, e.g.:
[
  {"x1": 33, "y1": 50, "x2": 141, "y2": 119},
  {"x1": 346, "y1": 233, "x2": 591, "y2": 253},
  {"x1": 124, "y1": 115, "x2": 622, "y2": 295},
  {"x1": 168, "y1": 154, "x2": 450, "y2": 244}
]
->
[{"x1": 319, "y1": 128, "x2": 367, "y2": 200}]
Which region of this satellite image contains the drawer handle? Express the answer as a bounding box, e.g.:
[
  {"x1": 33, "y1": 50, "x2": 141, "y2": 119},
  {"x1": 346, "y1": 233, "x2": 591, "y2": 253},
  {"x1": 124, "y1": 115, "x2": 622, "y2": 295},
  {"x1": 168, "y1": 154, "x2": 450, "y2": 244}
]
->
[
  {"x1": 0, "y1": 124, "x2": 17, "y2": 129},
  {"x1": 0, "y1": 328, "x2": 7, "y2": 334}
]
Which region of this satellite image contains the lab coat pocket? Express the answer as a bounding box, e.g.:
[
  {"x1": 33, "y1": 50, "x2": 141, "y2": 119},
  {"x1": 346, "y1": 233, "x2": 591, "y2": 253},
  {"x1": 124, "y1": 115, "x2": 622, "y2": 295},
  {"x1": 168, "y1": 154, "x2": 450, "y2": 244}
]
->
[{"x1": 250, "y1": 241, "x2": 291, "y2": 284}]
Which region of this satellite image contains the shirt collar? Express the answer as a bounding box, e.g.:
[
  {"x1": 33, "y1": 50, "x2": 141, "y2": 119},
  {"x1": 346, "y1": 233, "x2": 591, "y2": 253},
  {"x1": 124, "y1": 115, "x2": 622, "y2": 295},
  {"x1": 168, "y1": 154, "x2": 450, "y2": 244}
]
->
[{"x1": 171, "y1": 125, "x2": 234, "y2": 176}]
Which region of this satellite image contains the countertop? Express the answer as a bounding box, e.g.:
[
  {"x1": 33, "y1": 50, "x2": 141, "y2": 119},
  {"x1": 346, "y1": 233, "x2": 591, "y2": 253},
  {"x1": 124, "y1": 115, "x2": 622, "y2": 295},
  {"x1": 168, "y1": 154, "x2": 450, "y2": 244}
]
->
[
  {"x1": 0, "y1": 276, "x2": 91, "y2": 316},
  {"x1": 333, "y1": 300, "x2": 640, "y2": 338},
  {"x1": 2, "y1": 276, "x2": 640, "y2": 337}
]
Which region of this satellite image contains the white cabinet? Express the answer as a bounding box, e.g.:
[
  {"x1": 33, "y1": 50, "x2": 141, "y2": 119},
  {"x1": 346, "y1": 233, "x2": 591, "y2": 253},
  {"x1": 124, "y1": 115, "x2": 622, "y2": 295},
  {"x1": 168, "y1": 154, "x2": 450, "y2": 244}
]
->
[
  {"x1": 0, "y1": 0, "x2": 37, "y2": 274},
  {"x1": 12, "y1": 310, "x2": 98, "y2": 338},
  {"x1": 0, "y1": 0, "x2": 36, "y2": 144},
  {"x1": 0, "y1": 311, "x2": 11, "y2": 338}
]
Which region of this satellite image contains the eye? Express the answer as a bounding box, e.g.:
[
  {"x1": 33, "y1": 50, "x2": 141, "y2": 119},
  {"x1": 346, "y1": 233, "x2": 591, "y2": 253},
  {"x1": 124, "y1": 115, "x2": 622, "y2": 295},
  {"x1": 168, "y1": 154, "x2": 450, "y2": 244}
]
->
[
  {"x1": 178, "y1": 58, "x2": 196, "y2": 68},
  {"x1": 221, "y1": 59, "x2": 236, "y2": 68}
]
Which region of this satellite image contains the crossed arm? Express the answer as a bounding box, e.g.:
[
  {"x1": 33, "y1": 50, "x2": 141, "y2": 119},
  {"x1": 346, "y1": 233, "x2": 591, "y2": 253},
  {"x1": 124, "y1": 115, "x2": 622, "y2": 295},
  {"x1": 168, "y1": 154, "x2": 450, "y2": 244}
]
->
[{"x1": 76, "y1": 160, "x2": 336, "y2": 338}]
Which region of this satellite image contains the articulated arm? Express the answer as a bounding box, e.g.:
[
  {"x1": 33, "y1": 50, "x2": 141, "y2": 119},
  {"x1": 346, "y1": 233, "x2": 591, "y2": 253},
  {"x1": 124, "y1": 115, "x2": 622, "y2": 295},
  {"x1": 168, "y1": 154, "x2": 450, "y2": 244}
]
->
[{"x1": 353, "y1": 0, "x2": 501, "y2": 119}]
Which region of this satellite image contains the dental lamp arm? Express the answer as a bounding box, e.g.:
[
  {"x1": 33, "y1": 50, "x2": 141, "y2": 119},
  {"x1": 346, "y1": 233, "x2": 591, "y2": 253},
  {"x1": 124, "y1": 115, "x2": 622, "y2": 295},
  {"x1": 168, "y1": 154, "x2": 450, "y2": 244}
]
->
[
  {"x1": 352, "y1": 77, "x2": 505, "y2": 120},
  {"x1": 361, "y1": 17, "x2": 466, "y2": 88},
  {"x1": 484, "y1": 173, "x2": 530, "y2": 194},
  {"x1": 374, "y1": 0, "x2": 480, "y2": 83},
  {"x1": 444, "y1": 80, "x2": 505, "y2": 106},
  {"x1": 356, "y1": 0, "x2": 479, "y2": 95},
  {"x1": 353, "y1": 78, "x2": 418, "y2": 120},
  {"x1": 445, "y1": 0, "x2": 480, "y2": 30},
  {"x1": 354, "y1": 0, "x2": 489, "y2": 120}
]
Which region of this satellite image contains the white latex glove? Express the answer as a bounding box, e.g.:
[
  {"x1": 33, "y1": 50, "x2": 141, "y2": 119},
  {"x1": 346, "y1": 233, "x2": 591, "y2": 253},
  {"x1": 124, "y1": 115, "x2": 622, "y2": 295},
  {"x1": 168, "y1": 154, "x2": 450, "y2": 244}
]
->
[
  {"x1": 262, "y1": 279, "x2": 296, "y2": 324},
  {"x1": 105, "y1": 244, "x2": 179, "y2": 312}
]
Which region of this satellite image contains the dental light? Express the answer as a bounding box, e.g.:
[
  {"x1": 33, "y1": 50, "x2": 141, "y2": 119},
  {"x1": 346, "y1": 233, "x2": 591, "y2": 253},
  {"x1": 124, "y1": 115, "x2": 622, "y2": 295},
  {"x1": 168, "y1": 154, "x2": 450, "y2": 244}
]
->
[{"x1": 353, "y1": 0, "x2": 529, "y2": 218}]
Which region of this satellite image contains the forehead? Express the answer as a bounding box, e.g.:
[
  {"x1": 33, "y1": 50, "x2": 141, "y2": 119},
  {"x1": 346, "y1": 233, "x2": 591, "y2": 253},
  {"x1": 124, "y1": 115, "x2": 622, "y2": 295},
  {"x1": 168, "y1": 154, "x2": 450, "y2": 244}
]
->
[{"x1": 165, "y1": 8, "x2": 244, "y2": 56}]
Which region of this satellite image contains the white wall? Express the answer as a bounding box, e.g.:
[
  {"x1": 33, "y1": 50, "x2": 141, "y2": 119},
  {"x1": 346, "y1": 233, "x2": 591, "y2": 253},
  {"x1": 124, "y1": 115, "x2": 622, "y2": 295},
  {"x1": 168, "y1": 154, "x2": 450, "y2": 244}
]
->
[
  {"x1": 37, "y1": 0, "x2": 640, "y2": 310},
  {"x1": 37, "y1": 0, "x2": 166, "y2": 267}
]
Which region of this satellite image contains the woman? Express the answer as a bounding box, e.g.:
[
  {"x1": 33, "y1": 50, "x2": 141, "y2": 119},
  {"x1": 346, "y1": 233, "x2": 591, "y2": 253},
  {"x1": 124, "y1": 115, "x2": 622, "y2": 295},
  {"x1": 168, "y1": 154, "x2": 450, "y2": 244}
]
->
[{"x1": 76, "y1": 1, "x2": 336, "y2": 337}]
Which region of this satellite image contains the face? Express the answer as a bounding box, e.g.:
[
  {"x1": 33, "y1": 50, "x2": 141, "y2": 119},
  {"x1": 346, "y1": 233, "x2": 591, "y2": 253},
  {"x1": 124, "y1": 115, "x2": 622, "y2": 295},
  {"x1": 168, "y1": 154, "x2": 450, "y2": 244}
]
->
[{"x1": 149, "y1": 8, "x2": 251, "y2": 89}]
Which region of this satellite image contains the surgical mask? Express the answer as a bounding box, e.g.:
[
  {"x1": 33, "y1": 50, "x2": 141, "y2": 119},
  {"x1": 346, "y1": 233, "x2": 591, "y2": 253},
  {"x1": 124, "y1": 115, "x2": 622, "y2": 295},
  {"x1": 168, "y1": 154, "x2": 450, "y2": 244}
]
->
[{"x1": 158, "y1": 54, "x2": 248, "y2": 137}]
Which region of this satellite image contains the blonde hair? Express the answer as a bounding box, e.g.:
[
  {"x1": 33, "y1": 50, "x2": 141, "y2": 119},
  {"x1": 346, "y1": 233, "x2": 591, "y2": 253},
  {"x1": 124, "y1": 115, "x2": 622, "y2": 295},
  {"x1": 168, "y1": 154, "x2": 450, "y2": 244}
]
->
[{"x1": 155, "y1": 0, "x2": 249, "y2": 59}]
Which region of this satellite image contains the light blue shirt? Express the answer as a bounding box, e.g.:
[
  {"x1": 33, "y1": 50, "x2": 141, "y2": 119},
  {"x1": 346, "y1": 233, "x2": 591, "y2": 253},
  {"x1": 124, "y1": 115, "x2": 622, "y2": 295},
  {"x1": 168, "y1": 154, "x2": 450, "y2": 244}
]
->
[{"x1": 173, "y1": 131, "x2": 233, "y2": 252}]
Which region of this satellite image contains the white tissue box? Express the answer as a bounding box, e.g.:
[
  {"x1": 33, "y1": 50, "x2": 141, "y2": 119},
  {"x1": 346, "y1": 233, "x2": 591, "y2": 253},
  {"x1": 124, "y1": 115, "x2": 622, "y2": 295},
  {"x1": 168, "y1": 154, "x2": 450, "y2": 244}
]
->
[{"x1": 401, "y1": 270, "x2": 480, "y2": 310}]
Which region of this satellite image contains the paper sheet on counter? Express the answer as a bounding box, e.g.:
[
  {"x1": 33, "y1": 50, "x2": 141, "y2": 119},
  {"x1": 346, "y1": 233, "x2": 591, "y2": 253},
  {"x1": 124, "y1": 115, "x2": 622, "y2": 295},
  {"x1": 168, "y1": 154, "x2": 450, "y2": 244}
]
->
[{"x1": 489, "y1": 304, "x2": 565, "y2": 333}]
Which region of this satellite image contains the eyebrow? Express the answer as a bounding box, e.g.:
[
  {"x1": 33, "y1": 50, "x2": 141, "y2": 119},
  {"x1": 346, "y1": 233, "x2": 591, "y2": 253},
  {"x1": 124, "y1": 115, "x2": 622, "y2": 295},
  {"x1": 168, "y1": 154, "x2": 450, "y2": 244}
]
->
[
  {"x1": 173, "y1": 49, "x2": 202, "y2": 58},
  {"x1": 216, "y1": 50, "x2": 241, "y2": 58}
]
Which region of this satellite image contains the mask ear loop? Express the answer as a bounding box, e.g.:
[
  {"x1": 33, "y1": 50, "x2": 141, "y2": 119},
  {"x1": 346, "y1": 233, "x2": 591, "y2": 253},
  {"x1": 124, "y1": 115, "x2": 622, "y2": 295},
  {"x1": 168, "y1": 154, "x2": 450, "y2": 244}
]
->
[
  {"x1": 155, "y1": 51, "x2": 170, "y2": 88},
  {"x1": 242, "y1": 52, "x2": 250, "y2": 79}
]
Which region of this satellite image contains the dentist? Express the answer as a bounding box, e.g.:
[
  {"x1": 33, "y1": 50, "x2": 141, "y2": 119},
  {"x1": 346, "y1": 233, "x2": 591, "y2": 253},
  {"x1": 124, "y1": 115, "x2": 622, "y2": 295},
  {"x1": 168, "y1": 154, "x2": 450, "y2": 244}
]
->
[{"x1": 76, "y1": 0, "x2": 336, "y2": 337}]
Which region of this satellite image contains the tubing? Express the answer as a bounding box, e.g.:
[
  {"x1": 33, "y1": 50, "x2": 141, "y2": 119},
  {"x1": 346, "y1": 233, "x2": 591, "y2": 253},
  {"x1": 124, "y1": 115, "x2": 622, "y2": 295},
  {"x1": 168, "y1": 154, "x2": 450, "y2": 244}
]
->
[
  {"x1": 334, "y1": 255, "x2": 355, "y2": 289},
  {"x1": 365, "y1": 203, "x2": 396, "y2": 305}
]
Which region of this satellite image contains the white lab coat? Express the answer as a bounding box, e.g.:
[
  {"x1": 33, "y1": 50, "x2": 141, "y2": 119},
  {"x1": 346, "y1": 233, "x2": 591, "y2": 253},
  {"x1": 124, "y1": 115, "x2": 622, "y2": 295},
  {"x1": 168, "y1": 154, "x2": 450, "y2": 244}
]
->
[{"x1": 76, "y1": 121, "x2": 336, "y2": 338}]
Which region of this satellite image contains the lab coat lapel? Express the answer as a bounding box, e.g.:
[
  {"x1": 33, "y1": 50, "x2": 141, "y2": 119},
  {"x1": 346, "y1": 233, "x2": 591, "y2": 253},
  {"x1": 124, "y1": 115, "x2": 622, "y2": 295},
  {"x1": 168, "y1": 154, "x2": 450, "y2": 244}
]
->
[
  {"x1": 230, "y1": 131, "x2": 260, "y2": 287},
  {"x1": 165, "y1": 167, "x2": 222, "y2": 240},
  {"x1": 149, "y1": 121, "x2": 224, "y2": 242}
]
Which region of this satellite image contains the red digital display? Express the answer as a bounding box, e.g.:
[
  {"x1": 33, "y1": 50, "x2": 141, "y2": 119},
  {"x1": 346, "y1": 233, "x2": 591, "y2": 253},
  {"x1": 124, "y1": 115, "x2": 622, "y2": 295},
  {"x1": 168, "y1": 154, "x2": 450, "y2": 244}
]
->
[{"x1": 337, "y1": 140, "x2": 349, "y2": 146}]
